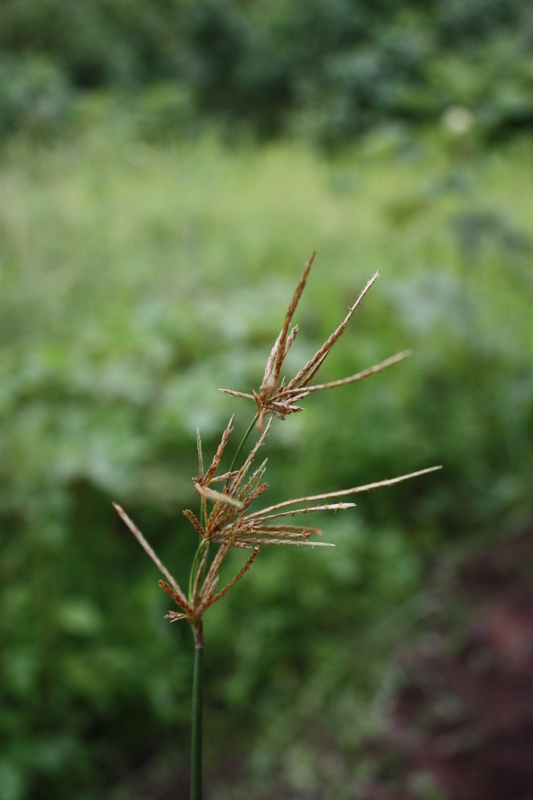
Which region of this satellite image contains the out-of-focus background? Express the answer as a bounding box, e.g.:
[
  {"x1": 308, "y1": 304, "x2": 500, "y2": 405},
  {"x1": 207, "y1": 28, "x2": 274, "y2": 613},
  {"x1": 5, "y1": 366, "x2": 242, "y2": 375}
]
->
[{"x1": 1, "y1": 2, "x2": 533, "y2": 799}]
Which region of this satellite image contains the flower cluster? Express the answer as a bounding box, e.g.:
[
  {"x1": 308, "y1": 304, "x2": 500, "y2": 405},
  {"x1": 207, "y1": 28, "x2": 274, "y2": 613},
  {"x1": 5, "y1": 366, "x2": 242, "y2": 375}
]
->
[
  {"x1": 220, "y1": 252, "x2": 410, "y2": 427},
  {"x1": 114, "y1": 255, "x2": 440, "y2": 641}
]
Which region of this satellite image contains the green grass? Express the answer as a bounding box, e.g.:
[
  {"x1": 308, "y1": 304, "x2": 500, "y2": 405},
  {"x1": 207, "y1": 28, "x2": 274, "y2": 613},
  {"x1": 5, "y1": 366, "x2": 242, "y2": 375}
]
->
[
  {"x1": 1, "y1": 117, "x2": 532, "y2": 799},
  {"x1": 2, "y1": 126, "x2": 532, "y2": 342}
]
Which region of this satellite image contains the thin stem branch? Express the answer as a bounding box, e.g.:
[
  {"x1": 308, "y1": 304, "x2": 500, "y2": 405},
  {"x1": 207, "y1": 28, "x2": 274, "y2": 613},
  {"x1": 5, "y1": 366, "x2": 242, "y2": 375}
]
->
[
  {"x1": 113, "y1": 503, "x2": 192, "y2": 615},
  {"x1": 227, "y1": 412, "x2": 259, "y2": 479},
  {"x1": 247, "y1": 465, "x2": 442, "y2": 518}
]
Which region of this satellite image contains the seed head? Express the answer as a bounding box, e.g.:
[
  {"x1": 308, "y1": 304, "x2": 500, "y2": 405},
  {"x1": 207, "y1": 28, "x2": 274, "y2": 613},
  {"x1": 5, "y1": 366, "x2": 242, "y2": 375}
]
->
[
  {"x1": 220, "y1": 255, "x2": 411, "y2": 426},
  {"x1": 113, "y1": 255, "x2": 441, "y2": 638}
]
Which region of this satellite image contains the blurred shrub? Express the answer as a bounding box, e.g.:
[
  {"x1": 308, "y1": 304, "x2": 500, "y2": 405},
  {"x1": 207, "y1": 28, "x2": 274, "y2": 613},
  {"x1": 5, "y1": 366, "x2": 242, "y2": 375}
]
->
[
  {"x1": 1, "y1": 0, "x2": 533, "y2": 143},
  {"x1": 130, "y1": 83, "x2": 198, "y2": 142},
  {"x1": 0, "y1": 0, "x2": 182, "y2": 87},
  {"x1": 0, "y1": 56, "x2": 72, "y2": 140}
]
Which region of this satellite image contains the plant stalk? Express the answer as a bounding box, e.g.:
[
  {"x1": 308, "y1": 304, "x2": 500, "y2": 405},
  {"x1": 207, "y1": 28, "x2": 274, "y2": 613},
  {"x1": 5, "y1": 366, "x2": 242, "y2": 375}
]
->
[
  {"x1": 228, "y1": 412, "x2": 259, "y2": 478},
  {"x1": 190, "y1": 623, "x2": 205, "y2": 800}
]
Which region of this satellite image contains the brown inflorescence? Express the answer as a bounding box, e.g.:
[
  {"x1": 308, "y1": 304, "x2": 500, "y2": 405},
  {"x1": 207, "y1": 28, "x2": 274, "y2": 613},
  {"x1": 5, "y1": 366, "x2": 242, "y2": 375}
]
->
[
  {"x1": 114, "y1": 256, "x2": 441, "y2": 637},
  {"x1": 220, "y1": 253, "x2": 411, "y2": 427}
]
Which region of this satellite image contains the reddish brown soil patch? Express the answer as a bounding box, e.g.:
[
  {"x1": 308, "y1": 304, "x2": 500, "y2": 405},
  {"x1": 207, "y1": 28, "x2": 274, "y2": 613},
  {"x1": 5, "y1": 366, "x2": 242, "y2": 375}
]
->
[{"x1": 366, "y1": 529, "x2": 533, "y2": 800}]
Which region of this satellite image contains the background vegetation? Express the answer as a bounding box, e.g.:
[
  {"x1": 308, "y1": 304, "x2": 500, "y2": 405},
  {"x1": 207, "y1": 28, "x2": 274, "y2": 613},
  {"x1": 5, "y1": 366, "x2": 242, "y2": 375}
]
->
[
  {"x1": 1, "y1": 2, "x2": 533, "y2": 799},
  {"x1": 1, "y1": 0, "x2": 533, "y2": 144}
]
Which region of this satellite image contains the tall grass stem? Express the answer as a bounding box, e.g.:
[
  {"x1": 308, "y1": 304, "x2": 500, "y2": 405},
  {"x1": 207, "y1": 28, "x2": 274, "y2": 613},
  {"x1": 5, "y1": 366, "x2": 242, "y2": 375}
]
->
[{"x1": 191, "y1": 625, "x2": 204, "y2": 800}]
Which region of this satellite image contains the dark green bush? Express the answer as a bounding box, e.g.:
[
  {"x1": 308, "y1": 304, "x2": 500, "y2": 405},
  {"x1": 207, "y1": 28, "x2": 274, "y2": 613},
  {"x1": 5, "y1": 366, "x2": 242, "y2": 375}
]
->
[
  {"x1": 130, "y1": 83, "x2": 198, "y2": 142},
  {"x1": 0, "y1": 55, "x2": 72, "y2": 139},
  {"x1": 1, "y1": 0, "x2": 532, "y2": 142}
]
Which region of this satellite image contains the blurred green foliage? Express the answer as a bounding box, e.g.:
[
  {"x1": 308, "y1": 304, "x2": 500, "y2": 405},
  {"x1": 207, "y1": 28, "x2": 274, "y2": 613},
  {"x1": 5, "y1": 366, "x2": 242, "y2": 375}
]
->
[
  {"x1": 0, "y1": 55, "x2": 72, "y2": 141},
  {"x1": 0, "y1": 116, "x2": 532, "y2": 798},
  {"x1": 1, "y1": 4, "x2": 532, "y2": 797},
  {"x1": 1, "y1": 0, "x2": 533, "y2": 143}
]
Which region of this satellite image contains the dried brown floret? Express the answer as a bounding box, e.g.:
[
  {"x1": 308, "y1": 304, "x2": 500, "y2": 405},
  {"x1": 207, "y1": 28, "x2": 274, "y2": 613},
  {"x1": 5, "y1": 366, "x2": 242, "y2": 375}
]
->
[{"x1": 221, "y1": 258, "x2": 411, "y2": 425}]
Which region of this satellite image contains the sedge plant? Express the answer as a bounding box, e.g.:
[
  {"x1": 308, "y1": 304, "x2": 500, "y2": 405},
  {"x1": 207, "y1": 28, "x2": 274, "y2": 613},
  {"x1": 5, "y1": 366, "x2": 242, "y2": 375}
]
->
[{"x1": 113, "y1": 253, "x2": 440, "y2": 799}]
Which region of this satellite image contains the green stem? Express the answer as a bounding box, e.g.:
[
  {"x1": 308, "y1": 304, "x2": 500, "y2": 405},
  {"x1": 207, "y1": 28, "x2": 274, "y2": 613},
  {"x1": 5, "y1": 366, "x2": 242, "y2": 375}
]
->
[
  {"x1": 190, "y1": 624, "x2": 204, "y2": 800},
  {"x1": 227, "y1": 412, "x2": 259, "y2": 479},
  {"x1": 188, "y1": 539, "x2": 208, "y2": 601}
]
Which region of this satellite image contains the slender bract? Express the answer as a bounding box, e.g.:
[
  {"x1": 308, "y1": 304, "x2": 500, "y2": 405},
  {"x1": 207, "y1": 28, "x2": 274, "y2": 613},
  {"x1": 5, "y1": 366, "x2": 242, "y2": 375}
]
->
[{"x1": 113, "y1": 256, "x2": 441, "y2": 797}]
